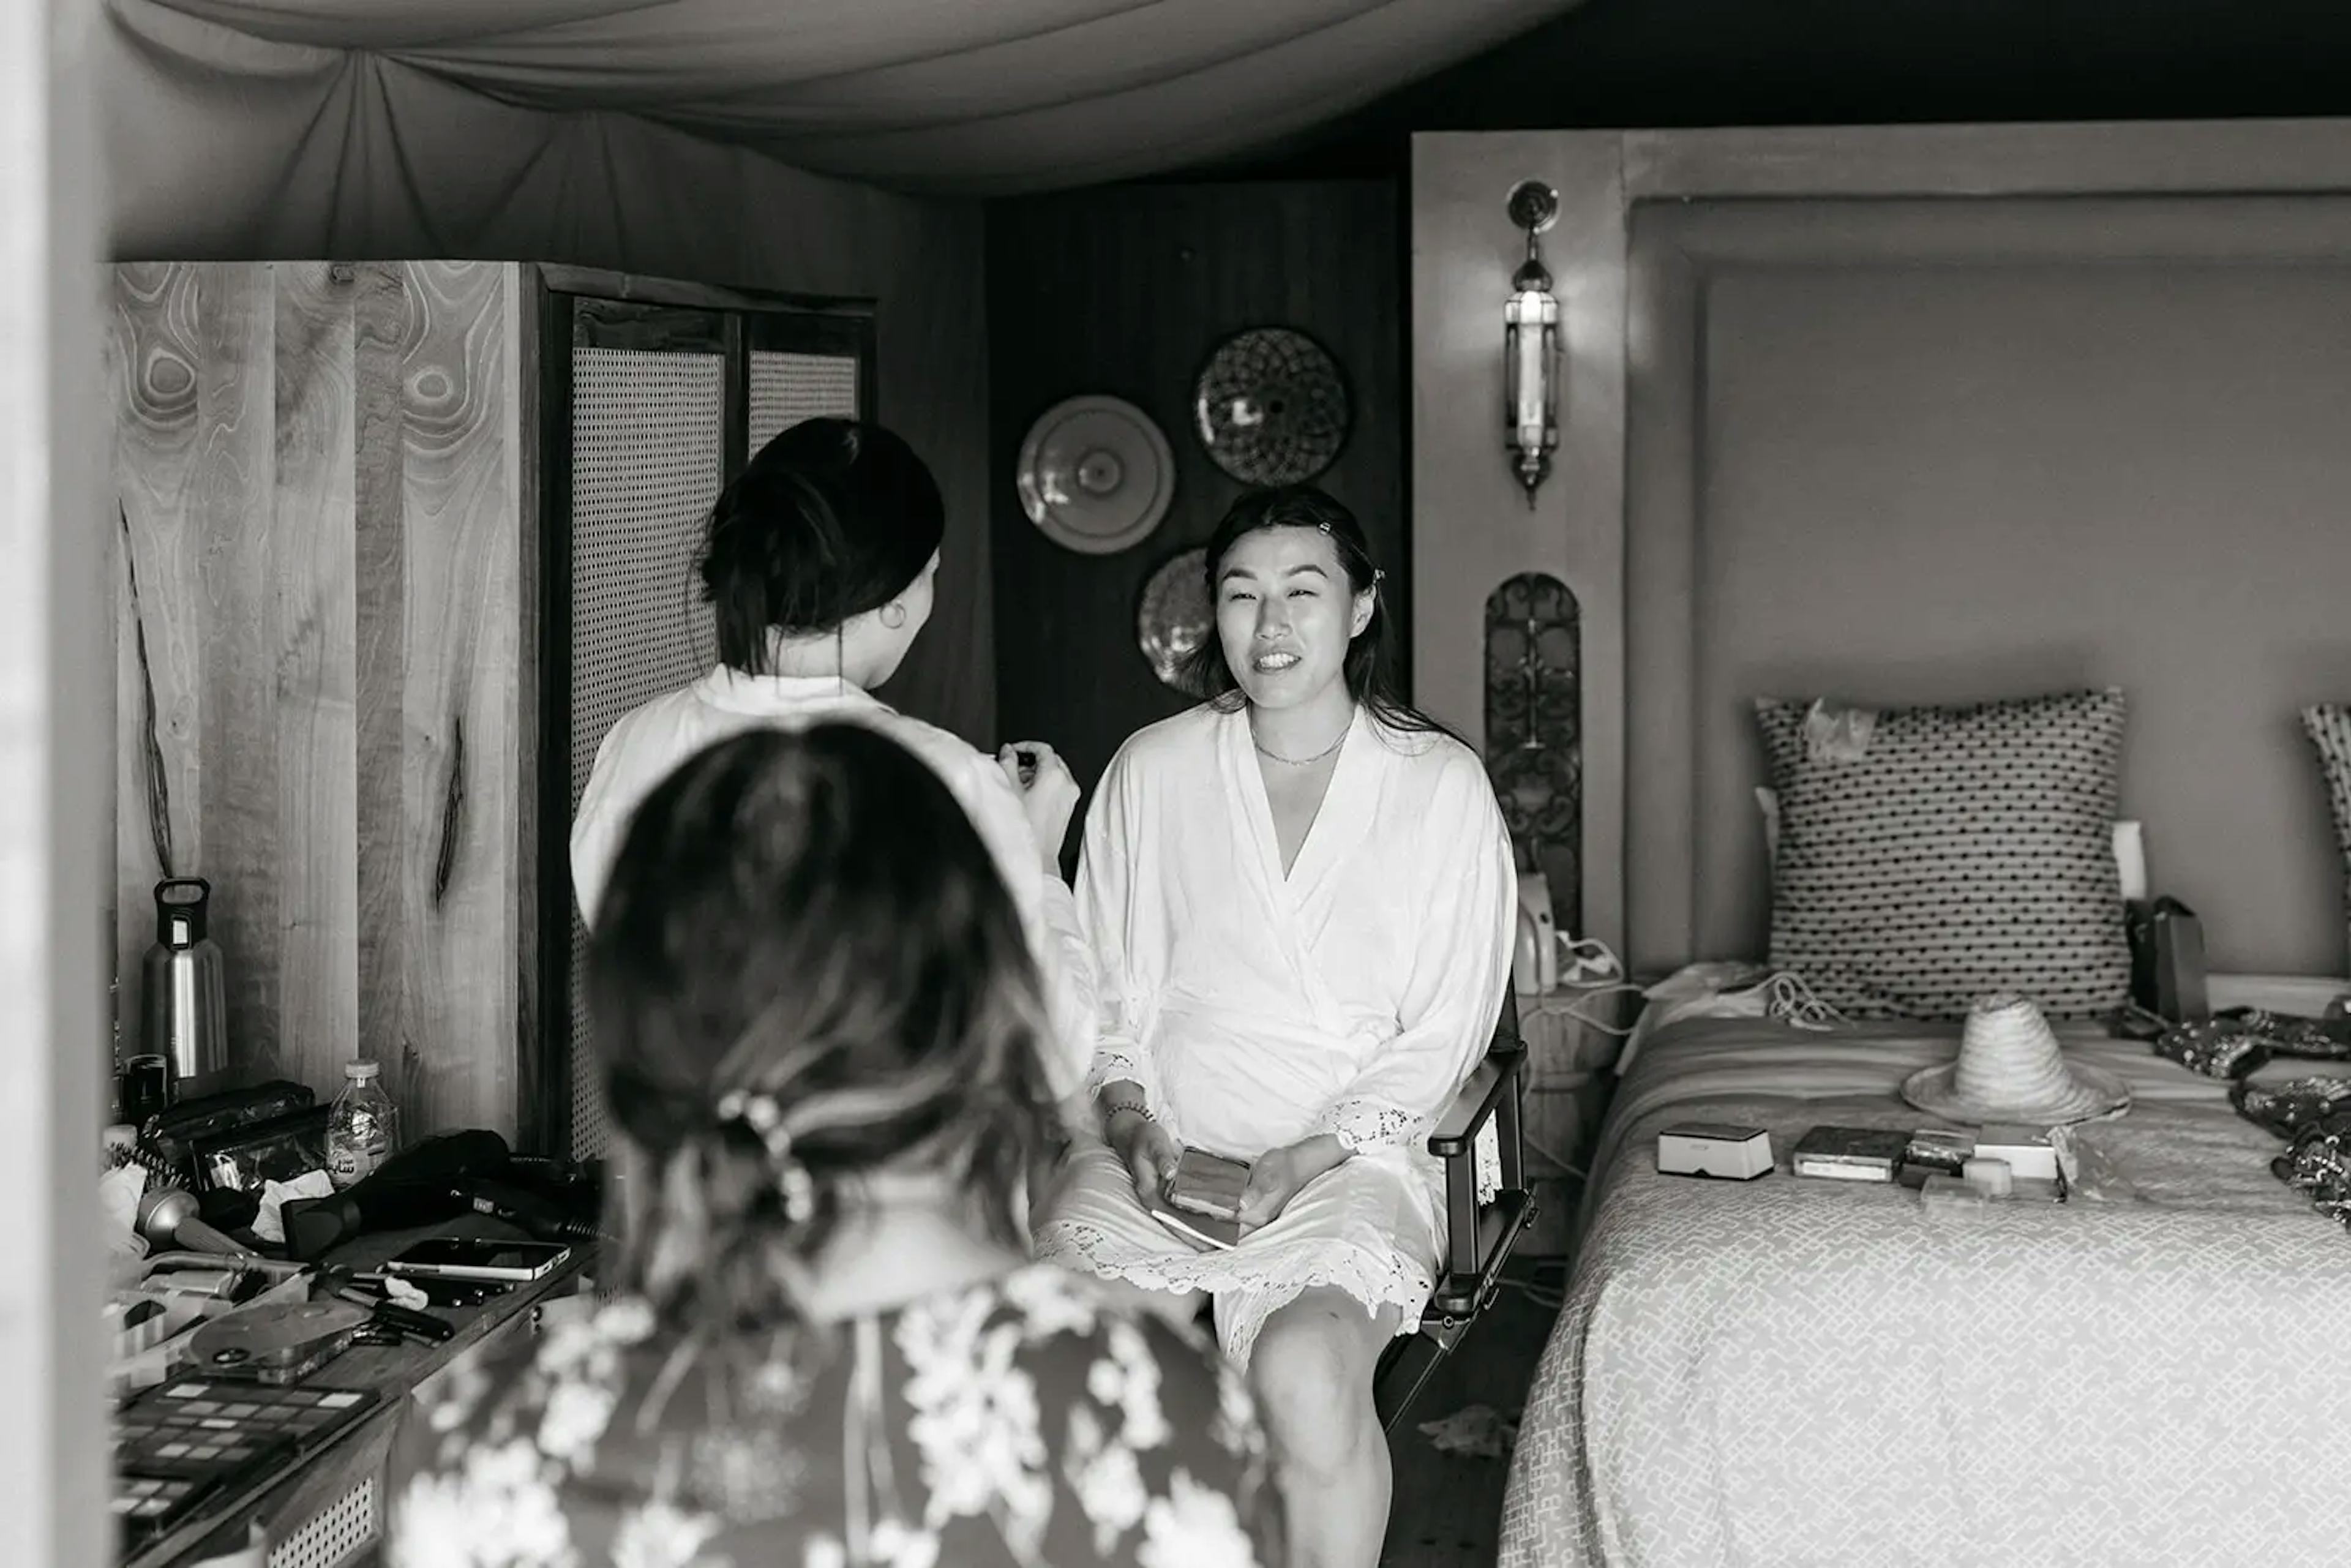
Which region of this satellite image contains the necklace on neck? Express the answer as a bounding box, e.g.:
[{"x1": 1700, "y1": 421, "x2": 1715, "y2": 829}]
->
[{"x1": 1252, "y1": 713, "x2": 1352, "y2": 767}]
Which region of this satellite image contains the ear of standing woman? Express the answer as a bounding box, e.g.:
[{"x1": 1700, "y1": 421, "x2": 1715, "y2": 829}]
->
[
  {"x1": 385, "y1": 724, "x2": 1284, "y2": 1568},
  {"x1": 567, "y1": 418, "x2": 1095, "y2": 1101}
]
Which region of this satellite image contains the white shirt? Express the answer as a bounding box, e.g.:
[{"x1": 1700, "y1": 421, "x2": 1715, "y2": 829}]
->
[{"x1": 569, "y1": 668, "x2": 1097, "y2": 1102}]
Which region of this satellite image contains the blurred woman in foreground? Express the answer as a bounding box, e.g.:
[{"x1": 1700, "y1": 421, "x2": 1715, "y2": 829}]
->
[{"x1": 388, "y1": 724, "x2": 1283, "y2": 1567}]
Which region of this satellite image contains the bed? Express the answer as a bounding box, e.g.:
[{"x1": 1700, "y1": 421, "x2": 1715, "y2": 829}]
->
[
  {"x1": 1495, "y1": 1002, "x2": 2351, "y2": 1566},
  {"x1": 1404, "y1": 120, "x2": 2351, "y2": 1565}
]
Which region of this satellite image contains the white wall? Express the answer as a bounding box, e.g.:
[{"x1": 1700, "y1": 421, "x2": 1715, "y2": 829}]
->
[{"x1": 4, "y1": 0, "x2": 108, "y2": 1562}]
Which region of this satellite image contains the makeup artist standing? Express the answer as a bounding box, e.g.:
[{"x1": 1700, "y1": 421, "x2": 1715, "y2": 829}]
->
[{"x1": 568, "y1": 418, "x2": 1095, "y2": 1101}]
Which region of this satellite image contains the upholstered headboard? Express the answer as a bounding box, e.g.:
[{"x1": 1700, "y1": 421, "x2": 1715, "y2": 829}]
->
[{"x1": 1411, "y1": 124, "x2": 2351, "y2": 981}]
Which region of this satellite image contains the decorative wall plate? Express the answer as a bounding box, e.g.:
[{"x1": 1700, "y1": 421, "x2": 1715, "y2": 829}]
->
[
  {"x1": 1016, "y1": 394, "x2": 1176, "y2": 555},
  {"x1": 1191, "y1": 326, "x2": 1351, "y2": 486},
  {"x1": 1136, "y1": 546, "x2": 1212, "y2": 693}
]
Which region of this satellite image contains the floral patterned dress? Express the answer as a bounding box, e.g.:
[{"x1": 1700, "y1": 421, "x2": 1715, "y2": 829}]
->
[{"x1": 383, "y1": 1263, "x2": 1283, "y2": 1568}]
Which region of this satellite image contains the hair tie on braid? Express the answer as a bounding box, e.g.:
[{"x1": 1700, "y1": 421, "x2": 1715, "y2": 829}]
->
[{"x1": 716, "y1": 1089, "x2": 817, "y2": 1224}]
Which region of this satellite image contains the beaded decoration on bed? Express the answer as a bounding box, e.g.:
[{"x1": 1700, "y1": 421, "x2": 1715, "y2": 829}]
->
[
  {"x1": 2240, "y1": 1080, "x2": 2351, "y2": 1233},
  {"x1": 2153, "y1": 1007, "x2": 2351, "y2": 1079},
  {"x1": 2163, "y1": 1010, "x2": 2351, "y2": 1232}
]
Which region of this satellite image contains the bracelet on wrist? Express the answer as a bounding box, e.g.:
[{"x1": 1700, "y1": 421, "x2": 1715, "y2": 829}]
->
[{"x1": 1103, "y1": 1101, "x2": 1154, "y2": 1126}]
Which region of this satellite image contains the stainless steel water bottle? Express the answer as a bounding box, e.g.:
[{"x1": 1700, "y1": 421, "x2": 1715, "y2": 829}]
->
[{"x1": 140, "y1": 877, "x2": 229, "y2": 1102}]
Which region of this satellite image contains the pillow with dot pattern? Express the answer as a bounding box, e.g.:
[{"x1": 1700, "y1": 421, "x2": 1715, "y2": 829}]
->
[
  {"x1": 1754, "y1": 688, "x2": 2130, "y2": 1021},
  {"x1": 2300, "y1": 705, "x2": 2351, "y2": 974}
]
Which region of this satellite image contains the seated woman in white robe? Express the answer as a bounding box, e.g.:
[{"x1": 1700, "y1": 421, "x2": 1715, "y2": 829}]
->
[
  {"x1": 568, "y1": 418, "x2": 1095, "y2": 1100},
  {"x1": 1032, "y1": 486, "x2": 1515, "y2": 1568}
]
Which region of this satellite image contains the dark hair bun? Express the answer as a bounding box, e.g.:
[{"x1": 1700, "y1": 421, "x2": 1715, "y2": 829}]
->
[{"x1": 700, "y1": 419, "x2": 947, "y2": 671}]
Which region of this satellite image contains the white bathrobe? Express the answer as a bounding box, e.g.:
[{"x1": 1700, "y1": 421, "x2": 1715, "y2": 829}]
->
[
  {"x1": 568, "y1": 668, "x2": 1097, "y2": 1102},
  {"x1": 1032, "y1": 701, "x2": 1517, "y2": 1369}
]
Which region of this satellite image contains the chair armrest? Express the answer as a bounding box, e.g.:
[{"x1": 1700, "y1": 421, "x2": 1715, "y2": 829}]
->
[
  {"x1": 1422, "y1": 1032, "x2": 1531, "y2": 1322},
  {"x1": 1427, "y1": 1041, "x2": 1524, "y2": 1158}
]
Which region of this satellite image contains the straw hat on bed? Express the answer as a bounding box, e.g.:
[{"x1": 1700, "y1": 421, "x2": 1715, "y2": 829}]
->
[{"x1": 1900, "y1": 992, "x2": 2131, "y2": 1124}]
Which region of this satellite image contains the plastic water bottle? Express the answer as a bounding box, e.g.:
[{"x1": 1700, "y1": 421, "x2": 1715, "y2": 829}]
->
[{"x1": 326, "y1": 1060, "x2": 399, "y2": 1190}]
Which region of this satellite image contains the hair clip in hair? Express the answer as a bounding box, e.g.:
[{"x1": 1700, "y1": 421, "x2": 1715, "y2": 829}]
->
[
  {"x1": 716, "y1": 1089, "x2": 817, "y2": 1223},
  {"x1": 716, "y1": 1088, "x2": 774, "y2": 1131},
  {"x1": 778, "y1": 1165, "x2": 816, "y2": 1226},
  {"x1": 1317, "y1": 521, "x2": 1333, "y2": 535},
  {"x1": 1373, "y1": 568, "x2": 1385, "y2": 583}
]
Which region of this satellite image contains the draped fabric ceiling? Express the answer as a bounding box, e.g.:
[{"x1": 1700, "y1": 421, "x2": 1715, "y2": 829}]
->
[
  {"x1": 108, "y1": 1, "x2": 1580, "y2": 233},
  {"x1": 100, "y1": 0, "x2": 1577, "y2": 745}
]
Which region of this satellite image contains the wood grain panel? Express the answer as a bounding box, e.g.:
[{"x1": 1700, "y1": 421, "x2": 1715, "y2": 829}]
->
[
  {"x1": 986, "y1": 181, "x2": 1406, "y2": 809},
  {"x1": 109, "y1": 261, "x2": 204, "y2": 1051},
  {"x1": 270, "y1": 262, "x2": 361, "y2": 1097},
  {"x1": 511, "y1": 266, "x2": 544, "y2": 1160},
  {"x1": 386, "y1": 260, "x2": 521, "y2": 1137},
  {"x1": 353, "y1": 261, "x2": 411, "y2": 1121},
  {"x1": 109, "y1": 260, "x2": 528, "y2": 1138},
  {"x1": 193, "y1": 265, "x2": 284, "y2": 1075}
]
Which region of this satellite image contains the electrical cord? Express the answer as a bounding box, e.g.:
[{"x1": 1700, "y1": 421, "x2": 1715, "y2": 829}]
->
[
  {"x1": 1496, "y1": 1256, "x2": 1572, "y2": 1313},
  {"x1": 1525, "y1": 936, "x2": 1646, "y2": 1034},
  {"x1": 1476, "y1": 962, "x2": 1852, "y2": 1322}
]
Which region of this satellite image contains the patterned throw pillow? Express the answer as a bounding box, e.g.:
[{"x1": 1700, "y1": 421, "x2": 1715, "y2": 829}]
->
[
  {"x1": 2300, "y1": 705, "x2": 2351, "y2": 971},
  {"x1": 1753, "y1": 688, "x2": 2131, "y2": 1021}
]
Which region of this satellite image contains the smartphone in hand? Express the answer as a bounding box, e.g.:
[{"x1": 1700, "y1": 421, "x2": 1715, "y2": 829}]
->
[{"x1": 1166, "y1": 1147, "x2": 1251, "y2": 1221}]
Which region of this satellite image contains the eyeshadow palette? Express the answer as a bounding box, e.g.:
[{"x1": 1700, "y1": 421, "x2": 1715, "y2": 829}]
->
[{"x1": 112, "y1": 1378, "x2": 381, "y2": 1544}]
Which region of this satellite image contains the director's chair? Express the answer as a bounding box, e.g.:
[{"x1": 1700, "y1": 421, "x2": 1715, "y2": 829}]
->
[{"x1": 1371, "y1": 986, "x2": 1533, "y2": 1431}]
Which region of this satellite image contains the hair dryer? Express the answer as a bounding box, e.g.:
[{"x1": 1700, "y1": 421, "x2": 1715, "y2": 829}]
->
[{"x1": 279, "y1": 1130, "x2": 512, "y2": 1261}]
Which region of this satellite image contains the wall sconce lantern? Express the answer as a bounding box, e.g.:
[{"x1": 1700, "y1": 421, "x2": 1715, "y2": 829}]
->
[{"x1": 1502, "y1": 179, "x2": 1562, "y2": 505}]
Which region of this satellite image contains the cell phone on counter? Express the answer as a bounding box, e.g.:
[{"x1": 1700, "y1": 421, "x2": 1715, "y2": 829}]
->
[{"x1": 382, "y1": 1237, "x2": 571, "y2": 1283}]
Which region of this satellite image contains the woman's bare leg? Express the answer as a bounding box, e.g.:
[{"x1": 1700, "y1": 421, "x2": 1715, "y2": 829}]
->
[
  {"x1": 1091, "y1": 1277, "x2": 1209, "y2": 1332},
  {"x1": 1244, "y1": 1287, "x2": 1400, "y2": 1568}
]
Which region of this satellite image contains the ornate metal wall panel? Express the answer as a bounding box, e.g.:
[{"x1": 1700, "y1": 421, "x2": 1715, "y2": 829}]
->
[{"x1": 1483, "y1": 573, "x2": 1582, "y2": 930}]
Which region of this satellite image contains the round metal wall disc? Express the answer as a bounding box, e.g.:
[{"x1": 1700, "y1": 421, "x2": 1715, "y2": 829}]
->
[
  {"x1": 1136, "y1": 546, "x2": 1212, "y2": 692},
  {"x1": 1016, "y1": 394, "x2": 1176, "y2": 555},
  {"x1": 1192, "y1": 326, "x2": 1351, "y2": 486}
]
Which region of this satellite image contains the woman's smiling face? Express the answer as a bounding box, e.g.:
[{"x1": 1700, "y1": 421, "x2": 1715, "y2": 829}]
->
[{"x1": 1212, "y1": 525, "x2": 1373, "y2": 711}]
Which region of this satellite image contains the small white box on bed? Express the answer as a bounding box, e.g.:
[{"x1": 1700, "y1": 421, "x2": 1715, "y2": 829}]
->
[
  {"x1": 1975, "y1": 1125, "x2": 2059, "y2": 1182},
  {"x1": 1657, "y1": 1123, "x2": 1774, "y2": 1180}
]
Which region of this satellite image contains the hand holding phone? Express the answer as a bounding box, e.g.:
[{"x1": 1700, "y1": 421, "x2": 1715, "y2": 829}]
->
[{"x1": 1166, "y1": 1148, "x2": 1251, "y2": 1222}]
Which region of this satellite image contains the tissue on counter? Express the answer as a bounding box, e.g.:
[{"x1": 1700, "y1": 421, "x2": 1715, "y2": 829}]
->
[{"x1": 253, "y1": 1170, "x2": 338, "y2": 1245}]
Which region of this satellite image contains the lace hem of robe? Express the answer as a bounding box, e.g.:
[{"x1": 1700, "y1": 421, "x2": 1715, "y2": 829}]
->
[
  {"x1": 1307, "y1": 1098, "x2": 1423, "y2": 1153},
  {"x1": 1031, "y1": 1221, "x2": 1431, "y2": 1371}
]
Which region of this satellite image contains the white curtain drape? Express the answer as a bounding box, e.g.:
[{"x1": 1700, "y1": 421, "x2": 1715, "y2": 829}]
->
[
  {"x1": 109, "y1": 1, "x2": 1579, "y2": 206},
  {"x1": 98, "y1": 0, "x2": 1578, "y2": 749}
]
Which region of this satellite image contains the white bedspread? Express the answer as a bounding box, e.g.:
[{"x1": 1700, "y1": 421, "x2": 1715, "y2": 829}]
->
[{"x1": 1498, "y1": 1015, "x2": 2351, "y2": 1567}]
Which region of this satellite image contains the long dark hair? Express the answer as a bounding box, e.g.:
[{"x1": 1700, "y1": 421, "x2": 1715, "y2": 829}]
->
[
  {"x1": 697, "y1": 418, "x2": 945, "y2": 675},
  {"x1": 587, "y1": 723, "x2": 1061, "y2": 1332},
  {"x1": 1179, "y1": 484, "x2": 1459, "y2": 745}
]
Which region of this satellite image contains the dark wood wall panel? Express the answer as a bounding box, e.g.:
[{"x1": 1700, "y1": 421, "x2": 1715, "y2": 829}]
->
[{"x1": 986, "y1": 181, "x2": 1406, "y2": 803}]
